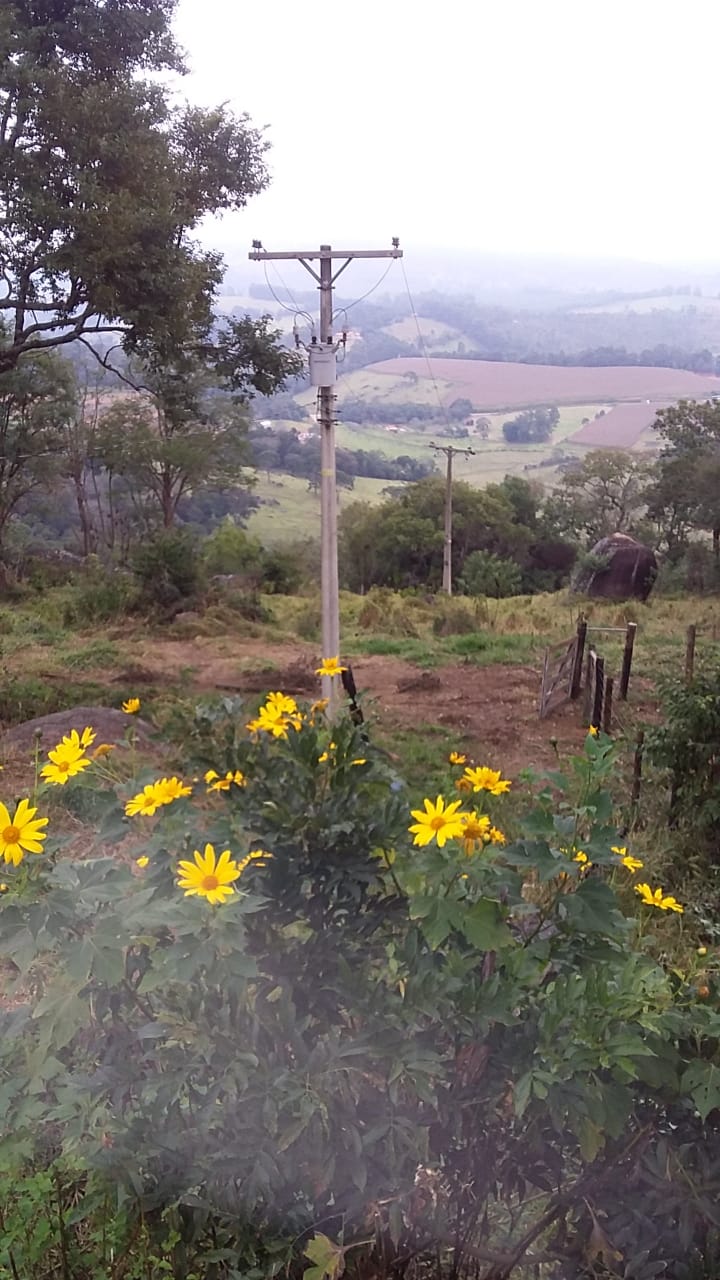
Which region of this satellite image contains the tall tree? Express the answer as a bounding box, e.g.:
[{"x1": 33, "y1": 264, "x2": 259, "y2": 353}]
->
[
  {"x1": 545, "y1": 449, "x2": 653, "y2": 544},
  {"x1": 0, "y1": 0, "x2": 288, "y2": 381},
  {"x1": 95, "y1": 386, "x2": 253, "y2": 530},
  {"x1": 0, "y1": 353, "x2": 77, "y2": 555},
  {"x1": 652, "y1": 400, "x2": 720, "y2": 564}
]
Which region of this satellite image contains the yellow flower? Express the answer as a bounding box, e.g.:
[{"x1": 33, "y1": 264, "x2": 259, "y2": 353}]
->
[
  {"x1": 0, "y1": 799, "x2": 49, "y2": 866},
  {"x1": 351, "y1": 758, "x2": 367, "y2": 766},
  {"x1": 574, "y1": 850, "x2": 591, "y2": 865},
  {"x1": 634, "y1": 882, "x2": 684, "y2": 914},
  {"x1": 156, "y1": 776, "x2": 193, "y2": 803},
  {"x1": 265, "y1": 691, "x2": 299, "y2": 716},
  {"x1": 461, "y1": 766, "x2": 512, "y2": 796},
  {"x1": 136, "y1": 856, "x2": 149, "y2": 869},
  {"x1": 0, "y1": 883, "x2": 7, "y2": 892},
  {"x1": 122, "y1": 698, "x2": 141, "y2": 714},
  {"x1": 236, "y1": 849, "x2": 273, "y2": 873},
  {"x1": 310, "y1": 698, "x2": 329, "y2": 717},
  {"x1": 588, "y1": 725, "x2": 599, "y2": 737},
  {"x1": 56, "y1": 727, "x2": 95, "y2": 754},
  {"x1": 247, "y1": 704, "x2": 301, "y2": 738},
  {"x1": 698, "y1": 946, "x2": 708, "y2": 957},
  {"x1": 409, "y1": 795, "x2": 467, "y2": 848},
  {"x1": 125, "y1": 783, "x2": 166, "y2": 817},
  {"x1": 455, "y1": 777, "x2": 473, "y2": 793},
  {"x1": 459, "y1": 811, "x2": 491, "y2": 855},
  {"x1": 611, "y1": 845, "x2": 644, "y2": 872},
  {"x1": 205, "y1": 769, "x2": 246, "y2": 793},
  {"x1": 40, "y1": 740, "x2": 92, "y2": 786},
  {"x1": 449, "y1": 751, "x2": 467, "y2": 766},
  {"x1": 315, "y1": 656, "x2": 347, "y2": 678},
  {"x1": 93, "y1": 743, "x2": 115, "y2": 759},
  {"x1": 176, "y1": 844, "x2": 242, "y2": 904},
  {"x1": 487, "y1": 826, "x2": 506, "y2": 846}
]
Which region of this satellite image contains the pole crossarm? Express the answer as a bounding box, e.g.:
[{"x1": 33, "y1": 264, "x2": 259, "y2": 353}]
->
[
  {"x1": 248, "y1": 239, "x2": 403, "y2": 710},
  {"x1": 248, "y1": 249, "x2": 403, "y2": 261}
]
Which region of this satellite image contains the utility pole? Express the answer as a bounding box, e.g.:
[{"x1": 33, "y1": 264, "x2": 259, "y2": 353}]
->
[
  {"x1": 430, "y1": 442, "x2": 475, "y2": 595},
  {"x1": 249, "y1": 241, "x2": 403, "y2": 707}
]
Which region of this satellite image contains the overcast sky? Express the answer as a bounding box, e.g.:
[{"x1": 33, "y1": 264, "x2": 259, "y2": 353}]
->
[{"x1": 174, "y1": 0, "x2": 720, "y2": 267}]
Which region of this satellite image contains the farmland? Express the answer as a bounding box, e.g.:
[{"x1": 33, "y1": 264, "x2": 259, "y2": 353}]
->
[
  {"x1": 568, "y1": 400, "x2": 667, "y2": 447},
  {"x1": 366, "y1": 357, "x2": 720, "y2": 409}
]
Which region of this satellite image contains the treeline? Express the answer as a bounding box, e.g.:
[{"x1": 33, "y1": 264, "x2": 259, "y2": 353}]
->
[
  {"x1": 338, "y1": 400, "x2": 720, "y2": 598},
  {"x1": 339, "y1": 475, "x2": 576, "y2": 595},
  {"x1": 337, "y1": 396, "x2": 473, "y2": 426},
  {"x1": 249, "y1": 424, "x2": 436, "y2": 485}
]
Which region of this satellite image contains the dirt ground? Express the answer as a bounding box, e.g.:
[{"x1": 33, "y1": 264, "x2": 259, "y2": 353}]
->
[{"x1": 113, "y1": 636, "x2": 660, "y2": 776}]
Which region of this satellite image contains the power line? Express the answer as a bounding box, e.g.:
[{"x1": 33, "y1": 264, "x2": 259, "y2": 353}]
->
[
  {"x1": 399, "y1": 257, "x2": 451, "y2": 431},
  {"x1": 332, "y1": 257, "x2": 396, "y2": 322},
  {"x1": 261, "y1": 259, "x2": 314, "y2": 328}
]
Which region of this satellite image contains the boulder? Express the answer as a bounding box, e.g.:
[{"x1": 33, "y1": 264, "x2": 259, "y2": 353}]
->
[
  {"x1": 1, "y1": 706, "x2": 153, "y2": 753},
  {"x1": 572, "y1": 533, "x2": 657, "y2": 602}
]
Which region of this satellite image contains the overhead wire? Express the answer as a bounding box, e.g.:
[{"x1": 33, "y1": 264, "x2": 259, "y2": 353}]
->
[
  {"x1": 332, "y1": 257, "x2": 396, "y2": 323},
  {"x1": 399, "y1": 257, "x2": 452, "y2": 433},
  {"x1": 261, "y1": 259, "x2": 314, "y2": 329}
]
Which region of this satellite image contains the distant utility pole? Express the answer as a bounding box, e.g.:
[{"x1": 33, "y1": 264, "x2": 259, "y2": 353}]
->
[
  {"x1": 430, "y1": 441, "x2": 475, "y2": 595},
  {"x1": 249, "y1": 240, "x2": 403, "y2": 707}
]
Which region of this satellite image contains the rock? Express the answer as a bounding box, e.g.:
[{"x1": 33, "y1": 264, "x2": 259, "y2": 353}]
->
[
  {"x1": 1, "y1": 706, "x2": 153, "y2": 753},
  {"x1": 572, "y1": 533, "x2": 658, "y2": 602},
  {"x1": 397, "y1": 670, "x2": 442, "y2": 694}
]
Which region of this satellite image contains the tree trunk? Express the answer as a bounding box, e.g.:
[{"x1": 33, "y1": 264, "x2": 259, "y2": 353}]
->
[
  {"x1": 71, "y1": 467, "x2": 95, "y2": 556},
  {"x1": 161, "y1": 470, "x2": 175, "y2": 527}
]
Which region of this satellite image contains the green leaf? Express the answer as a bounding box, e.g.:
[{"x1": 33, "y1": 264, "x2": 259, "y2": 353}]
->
[
  {"x1": 682, "y1": 1060, "x2": 720, "y2": 1120},
  {"x1": 460, "y1": 899, "x2": 512, "y2": 951},
  {"x1": 304, "y1": 1234, "x2": 345, "y2": 1280}
]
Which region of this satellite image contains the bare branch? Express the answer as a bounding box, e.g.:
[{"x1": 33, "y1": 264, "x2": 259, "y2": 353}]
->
[{"x1": 76, "y1": 337, "x2": 151, "y2": 394}]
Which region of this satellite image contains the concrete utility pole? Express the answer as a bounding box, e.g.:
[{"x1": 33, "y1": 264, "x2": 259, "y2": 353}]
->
[
  {"x1": 430, "y1": 442, "x2": 475, "y2": 595},
  {"x1": 249, "y1": 241, "x2": 403, "y2": 707}
]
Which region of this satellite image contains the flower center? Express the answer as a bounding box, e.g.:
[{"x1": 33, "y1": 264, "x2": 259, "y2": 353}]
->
[
  {"x1": 2, "y1": 825, "x2": 20, "y2": 843},
  {"x1": 202, "y1": 874, "x2": 220, "y2": 891},
  {"x1": 59, "y1": 760, "x2": 70, "y2": 773},
  {"x1": 430, "y1": 815, "x2": 446, "y2": 831}
]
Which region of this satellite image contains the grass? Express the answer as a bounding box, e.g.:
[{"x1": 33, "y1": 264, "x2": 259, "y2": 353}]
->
[
  {"x1": 0, "y1": 581, "x2": 717, "y2": 736},
  {"x1": 247, "y1": 472, "x2": 390, "y2": 544}
]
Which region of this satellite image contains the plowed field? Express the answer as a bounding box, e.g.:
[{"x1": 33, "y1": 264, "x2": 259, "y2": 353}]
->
[{"x1": 367, "y1": 358, "x2": 720, "y2": 411}]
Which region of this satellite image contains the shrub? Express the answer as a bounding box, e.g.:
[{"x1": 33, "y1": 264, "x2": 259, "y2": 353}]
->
[
  {"x1": 131, "y1": 528, "x2": 203, "y2": 610},
  {"x1": 430, "y1": 597, "x2": 476, "y2": 634},
  {"x1": 202, "y1": 518, "x2": 263, "y2": 577},
  {"x1": 646, "y1": 663, "x2": 720, "y2": 844},
  {"x1": 63, "y1": 564, "x2": 137, "y2": 625},
  {"x1": 460, "y1": 549, "x2": 523, "y2": 598},
  {"x1": 1, "y1": 711, "x2": 717, "y2": 1277}
]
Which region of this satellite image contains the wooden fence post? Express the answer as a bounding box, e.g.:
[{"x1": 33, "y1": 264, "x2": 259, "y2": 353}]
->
[
  {"x1": 619, "y1": 622, "x2": 637, "y2": 701},
  {"x1": 583, "y1": 647, "x2": 595, "y2": 723},
  {"x1": 591, "y1": 655, "x2": 605, "y2": 731},
  {"x1": 602, "y1": 675, "x2": 614, "y2": 735},
  {"x1": 570, "y1": 614, "x2": 587, "y2": 700},
  {"x1": 685, "y1": 624, "x2": 697, "y2": 683}
]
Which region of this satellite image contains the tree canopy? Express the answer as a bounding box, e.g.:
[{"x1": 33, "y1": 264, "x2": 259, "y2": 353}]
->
[{"x1": 0, "y1": 0, "x2": 274, "y2": 375}]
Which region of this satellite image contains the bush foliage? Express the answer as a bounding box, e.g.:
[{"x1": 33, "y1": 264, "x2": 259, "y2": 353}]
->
[{"x1": 1, "y1": 699, "x2": 719, "y2": 1277}]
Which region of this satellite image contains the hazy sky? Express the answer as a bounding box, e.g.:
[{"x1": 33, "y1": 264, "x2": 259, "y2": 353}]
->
[{"x1": 175, "y1": 0, "x2": 720, "y2": 266}]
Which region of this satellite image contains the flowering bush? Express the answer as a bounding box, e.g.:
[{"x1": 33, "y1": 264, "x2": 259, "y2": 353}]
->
[{"x1": 1, "y1": 690, "x2": 720, "y2": 1278}]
